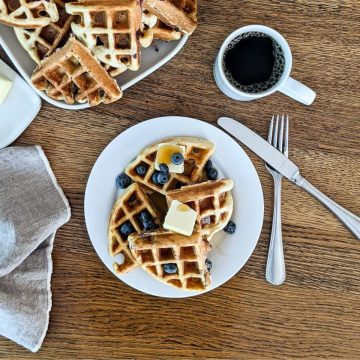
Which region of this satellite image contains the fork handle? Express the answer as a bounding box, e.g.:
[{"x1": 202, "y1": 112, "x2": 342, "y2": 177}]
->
[
  {"x1": 295, "y1": 175, "x2": 360, "y2": 239},
  {"x1": 266, "y1": 174, "x2": 286, "y2": 285}
]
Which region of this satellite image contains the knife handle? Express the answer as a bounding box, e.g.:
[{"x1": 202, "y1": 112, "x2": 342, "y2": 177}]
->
[{"x1": 295, "y1": 175, "x2": 360, "y2": 240}]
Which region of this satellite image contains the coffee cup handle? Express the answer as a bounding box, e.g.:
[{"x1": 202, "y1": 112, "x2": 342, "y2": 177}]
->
[{"x1": 278, "y1": 77, "x2": 316, "y2": 105}]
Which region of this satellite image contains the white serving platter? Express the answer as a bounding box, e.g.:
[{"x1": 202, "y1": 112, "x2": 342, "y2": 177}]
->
[{"x1": 0, "y1": 25, "x2": 188, "y2": 110}]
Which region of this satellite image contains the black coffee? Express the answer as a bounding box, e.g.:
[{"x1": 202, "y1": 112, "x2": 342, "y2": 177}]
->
[{"x1": 223, "y1": 32, "x2": 285, "y2": 94}]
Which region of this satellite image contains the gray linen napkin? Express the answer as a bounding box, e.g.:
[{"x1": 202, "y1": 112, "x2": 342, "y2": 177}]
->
[{"x1": 0, "y1": 145, "x2": 71, "y2": 352}]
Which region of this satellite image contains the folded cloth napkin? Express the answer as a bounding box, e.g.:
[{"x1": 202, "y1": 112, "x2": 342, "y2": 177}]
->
[{"x1": 0, "y1": 146, "x2": 71, "y2": 352}]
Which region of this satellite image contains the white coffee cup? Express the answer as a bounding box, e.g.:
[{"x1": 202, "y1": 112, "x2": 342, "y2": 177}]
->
[{"x1": 214, "y1": 25, "x2": 316, "y2": 105}]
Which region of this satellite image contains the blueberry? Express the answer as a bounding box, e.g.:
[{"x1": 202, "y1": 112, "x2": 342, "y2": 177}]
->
[
  {"x1": 143, "y1": 219, "x2": 156, "y2": 231},
  {"x1": 204, "y1": 159, "x2": 212, "y2": 170},
  {"x1": 152, "y1": 171, "x2": 160, "y2": 184},
  {"x1": 206, "y1": 167, "x2": 218, "y2": 180},
  {"x1": 159, "y1": 163, "x2": 169, "y2": 173},
  {"x1": 119, "y1": 221, "x2": 134, "y2": 236},
  {"x1": 163, "y1": 263, "x2": 178, "y2": 274},
  {"x1": 116, "y1": 173, "x2": 131, "y2": 189},
  {"x1": 201, "y1": 216, "x2": 211, "y2": 225},
  {"x1": 223, "y1": 220, "x2": 236, "y2": 234},
  {"x1": 157, "y1": 171, "x2": 169, "y2": 184},
  {"x1": 171, "y1": 152, "x2": 184, "y2": 165},
  {"x1": 139, "y1": 210, "x2": 151, "y2": 222},
  {"x1": 205, "y1": 258, "x2": 212, "y2": 271},
  {"x1": 136, "y1": 164, "x2": 147, "y2": 176}
]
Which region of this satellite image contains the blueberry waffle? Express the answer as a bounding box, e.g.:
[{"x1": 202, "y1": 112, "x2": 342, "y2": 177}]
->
[
  {"x1": 108, "y1": 182, "x2": 161, "y2": 274},
  {"x1": 166, "y1": 179, "x2": 234, "y2": 240},
  {"x1": 128, "y1": 229, "x2": 212, "y2": 290},
  {"x1": 125, "y1": 137, "x2": 215, "y2": 196}
]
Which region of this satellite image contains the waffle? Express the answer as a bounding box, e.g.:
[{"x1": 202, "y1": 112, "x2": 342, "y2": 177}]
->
[
  {"x1": 31, "y1": 37, "x2": 122, "y2": 106},
  {"x1": 140, "y1": 9, "x2": 181, "y2": 48},
  {"x1": 0, "y1": 0, "x2": 59, "y2": 29},
  {"x1": 14, "y1": 0, "x2": 73, "y2": 63},
  {"x1": 103, "y1": 63, "x2": 125, "y2": 77},
  {"x1": 129, "y1": 229, "x2": 212, "y2": 290},
  {"x1": 167, "y1": 179, "x2": 234, "y2": 240},
  {"x1": 66, "y1": 0, "x2": 141, "y2": 73},
  {"x1": 125, "y1": 137, "x2": 215, "y2": 195},
  {"x1": 143, "y1": 0, "x2": 197, "y2": 35},
  {"x1": 108, "y1": 183, "x2": 161, "y2": 274}
]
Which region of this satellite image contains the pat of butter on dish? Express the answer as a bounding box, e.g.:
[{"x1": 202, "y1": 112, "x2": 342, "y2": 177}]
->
[
  {"x1": 163, "y1": 200, "x2": 198, "y2": 236},
  {"x1": 155, "y1": 143, "x2": 185, "y2": 173},
  {"x1": 0, "y1": 75, "x2": 12, "y2": 104}
]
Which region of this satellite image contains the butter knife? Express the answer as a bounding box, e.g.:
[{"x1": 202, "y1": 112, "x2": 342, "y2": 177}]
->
[{"x1": 217, "y1": 117, "x2": 360, "y2": 240}]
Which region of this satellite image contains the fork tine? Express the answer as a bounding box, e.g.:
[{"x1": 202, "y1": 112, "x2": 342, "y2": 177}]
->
[
  {"x1": 284, "y1": 115, "x2": 289, "y2": 156},
  {"x1": 273, "y1": 114, "x2": 279, "y2": 148},
  {"x1": 278, "y1": 114, "x2": 284, "y2": 152},
  {"x1": 267, "y1": 115, "x2": 274, "y2": 144}
]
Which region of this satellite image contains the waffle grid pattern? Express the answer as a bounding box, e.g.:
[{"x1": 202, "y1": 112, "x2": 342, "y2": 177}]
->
[
  {"x1": 31, "y1": 37, "x2": 122, "y2": 106},
  {"x1": 129, "y1": 230, "x2": 211, "y2": 290},
  {"x1": 66, "y1": 0, "x2": 141, "y2": 71},
  {"x1": 125, "y1": 137, "x2": 214, "y2": 195},
  {"x1": 0, "y1": 0, "x2": 59, "y2": 28},
  {"x1": 108, "y1": 183, "x2": 160, "y2": 274},
  {"x1": 14, "y1": 0, "x2": 73, "y2": 63},
  {"x1": 167, "y1": 179, "x2": 234, "y2": 239}
]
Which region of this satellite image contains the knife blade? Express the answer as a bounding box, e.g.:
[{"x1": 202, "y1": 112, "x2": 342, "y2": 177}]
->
[{"x1": 217, "y1": 117, "x2": 300, "y2": 182}]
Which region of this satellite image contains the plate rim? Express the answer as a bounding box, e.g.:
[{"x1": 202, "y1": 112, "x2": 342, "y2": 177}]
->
[{"x1": 84, "y1": 116, "x2": 265, "y2": 298}]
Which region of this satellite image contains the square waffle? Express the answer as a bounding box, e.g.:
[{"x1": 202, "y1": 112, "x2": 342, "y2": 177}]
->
[
  {"x1": 143, "y1": 0, "x2": 197, "y2": 35},
  {"x1": 166, "y1": 179, "x2": 234, "y2": 240},
  {"x1": 66, "y1": 0, "x2": 141, "y2": 72},
  {"x1": 108, "y1": 183, "x2": 161, "y2": 274},
  {"x1": 0, "y1": 0, "x2": 59, "y2": 28},
  {"x1": 129, "y1": 229, "x2": 212, "y2": 290},
  {"x1": 125, "y1": 137, "x2": 215, "y2": 195},
  {"x1": 14, "y1": 0, "x2": 74, "y2": 63},
  {"x1": 31, "y1": 36, "x2": 122, "y2": 106}
]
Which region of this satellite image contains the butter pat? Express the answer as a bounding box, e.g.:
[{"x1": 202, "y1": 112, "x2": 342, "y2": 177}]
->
[
  {"x1": 163, "y1": 200, "x2": 197, "y2": 236},
  {"x1": 0, "y1": 75, "x2": 12, "y2": 104},
  {"x1": 155, "y1": 143, "x2": 185, "y2": 174}
]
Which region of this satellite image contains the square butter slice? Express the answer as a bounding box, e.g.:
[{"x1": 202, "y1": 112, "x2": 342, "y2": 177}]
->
[
  {"x1": 0, "y1": 75, "x2": 12, "y2": 104},
  {"x1": 163, "y1": 200, "x2": 198, "y2": 236},
  {"x1": 155, "y1": 143, "x2": 185, "y2": 173}
]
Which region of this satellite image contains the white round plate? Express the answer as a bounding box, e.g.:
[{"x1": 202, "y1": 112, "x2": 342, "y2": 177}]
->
[{"x1": 84, "y1": 116, "x2": 264, "y2": 298}]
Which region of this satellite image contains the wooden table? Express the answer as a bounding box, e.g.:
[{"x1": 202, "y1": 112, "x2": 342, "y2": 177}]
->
[{"x1": 1, "y1": 1, "x2": 360, "y2": 359}]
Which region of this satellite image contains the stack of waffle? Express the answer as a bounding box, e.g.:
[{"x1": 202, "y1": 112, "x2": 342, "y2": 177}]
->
[
  {"x1": 0, "y1": 0, "x2": 198, "y2": 107},
  {"x1": 108, "y1": 137, "x2": 234, "y2": 291}
]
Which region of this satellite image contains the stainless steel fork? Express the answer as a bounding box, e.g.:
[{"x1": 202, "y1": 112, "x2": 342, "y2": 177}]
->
[{"x1": 265, "y1": 114, "x2": 288, "y2": 285}]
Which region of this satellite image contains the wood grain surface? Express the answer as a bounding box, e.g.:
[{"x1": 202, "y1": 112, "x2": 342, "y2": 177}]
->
[{"x1": 1, "y1": 1, "x2": 360, "y2": 359}]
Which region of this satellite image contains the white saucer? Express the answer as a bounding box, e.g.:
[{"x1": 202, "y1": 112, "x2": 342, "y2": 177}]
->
[
  {"x1": 0, "y1": 59, "x2": 41, "y2": 149},
  {"x1": 84, "y1": 116, "x2": 264, "y2": 298}
]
